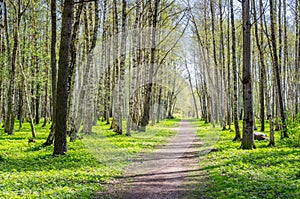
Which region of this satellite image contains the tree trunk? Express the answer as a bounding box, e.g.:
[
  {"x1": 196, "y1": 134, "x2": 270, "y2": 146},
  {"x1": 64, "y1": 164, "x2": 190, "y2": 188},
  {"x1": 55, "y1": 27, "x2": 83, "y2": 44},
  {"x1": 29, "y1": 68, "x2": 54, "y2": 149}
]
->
[
  {"x1": 253, "y1": 0, "x2": 266, "y2": 132},
  {"x1": 66, "y1": 2, "x2": 84, "y2": 135},
  {"x1": 126, "y1": 0, "x2": 140, "y2": 136},
  {"x1": 111, "y1": 0, "x2": 120, "y2": 132},
  {"x1": 115, "y1": 0, "x2": 127, "y2": 135},
  {"x1": 44, "y1": 0, "x2": 57, "y2": 146},
  {"x1": 53, "y1": 0, "x2": 74, "y2": 155},
  {"x1": 219, "y1": 0, "x2": 226, "y2": 129},
  {"x1": 268, "y1": 84, "x2": 275, "y2": 147},
  {"x1": 210, "y1": 0, "x2": 220, "y2": 124},
  {"x1": 93, "y1": 0, "x2": 107, "y2": 126},
  {"x1": 6, "y1": 0, "x2": 23, "y2": 135},
  {"x1": 82, "y1": 0, "x2": 100, "y2": 134},
  {"x1": 230, "y1": 0, "x2": 240, "y2": 141},
  {"x1": 140, "y1": 0, "x2": 160, "y2": 131},
  {"x1": 270, "y1": 0, "x2": 288, "y2": 138},
  {"x1": 241, "y1": 0, "x2": 255, "y2": 150},
  {"x1": 226, "y1": 1, "x2": 231, "y2": 129}
]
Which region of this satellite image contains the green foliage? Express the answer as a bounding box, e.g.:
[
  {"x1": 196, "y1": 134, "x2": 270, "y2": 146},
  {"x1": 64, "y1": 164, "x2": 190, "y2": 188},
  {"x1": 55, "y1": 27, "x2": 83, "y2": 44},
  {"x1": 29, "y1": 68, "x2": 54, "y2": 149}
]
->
[
  {"x1": 0, "y1": 119, "x2": 178, "y2": 198},
  {"x1": 193, "y1": 120, "x2": 300, "y2": 199},
  {"x1": 284, "y1": 113, "x2": 300, "y2": 147}
]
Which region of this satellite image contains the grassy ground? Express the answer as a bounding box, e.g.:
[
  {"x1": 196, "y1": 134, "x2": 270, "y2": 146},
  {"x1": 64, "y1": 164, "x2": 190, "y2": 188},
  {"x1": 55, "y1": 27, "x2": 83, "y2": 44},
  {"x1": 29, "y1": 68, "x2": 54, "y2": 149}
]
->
[
  {"x1": 193, "y1": 120, "x2": 300, "y2": 199},
  {"x1": 0, "y1": 119, "x2": 179, "y2": 198}
]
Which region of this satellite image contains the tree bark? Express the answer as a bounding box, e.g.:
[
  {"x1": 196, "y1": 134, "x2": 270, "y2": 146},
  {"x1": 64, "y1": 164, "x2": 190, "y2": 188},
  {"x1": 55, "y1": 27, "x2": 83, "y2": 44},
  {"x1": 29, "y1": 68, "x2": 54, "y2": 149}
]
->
[
  {"x1": 126, "y1": 0, "x2": 140, "y2": 136},
  {"x1": 82, "y1": 0, "x2": 100, "y2": 134},
  {"x1": 241, "y1": 0, "x2": 255, "y2": 149},
  {"x1": 140, "y1": 0, "x2": 160, "y2": 131},
  {"x1": 270, "y1": 0, "x2": 288, "y2": 138},
  {"x1": 44, "y1": 0, "x2": 57, "y2": 146},
  {"x1": 6, "y1": 0, "x2": 23, "y2": 135},
  {"x1": 53, "y1": 0, "x2": 74, "y2": 155},
  {"x1": 115, "y1": 0, "x2": 127, "y2": 135},
  {"x1": 230, "y1": 0, "x2": 240, "y2": 141},
  {"x1": 253, "y1": 0, "x2": 266, "y2": 132}
]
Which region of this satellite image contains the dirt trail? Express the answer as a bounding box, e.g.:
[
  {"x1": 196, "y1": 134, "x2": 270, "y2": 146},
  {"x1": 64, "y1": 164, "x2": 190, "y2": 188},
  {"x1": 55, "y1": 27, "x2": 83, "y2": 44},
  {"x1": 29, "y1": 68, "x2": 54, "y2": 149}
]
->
[{"x1": 96, "y1": 120, "x2": 204, "y2": 199}]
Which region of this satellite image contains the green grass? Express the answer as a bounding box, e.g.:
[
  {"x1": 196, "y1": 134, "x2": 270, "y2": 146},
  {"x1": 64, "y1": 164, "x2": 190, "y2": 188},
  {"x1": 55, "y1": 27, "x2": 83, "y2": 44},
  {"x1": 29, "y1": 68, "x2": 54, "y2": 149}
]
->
[
  {"x1": 193, "y1": 120, "x2": 300, "y2": 199},
  {"x1": 0, "y1": 119, "x2": 178, "y2": 198}
]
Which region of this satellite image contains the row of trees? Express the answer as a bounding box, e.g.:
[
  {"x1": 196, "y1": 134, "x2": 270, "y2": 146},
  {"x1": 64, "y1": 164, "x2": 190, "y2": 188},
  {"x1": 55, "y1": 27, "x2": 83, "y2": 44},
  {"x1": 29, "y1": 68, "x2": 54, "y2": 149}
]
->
[
  {"x1": 0, "y1": 0, "x2": 191, "y2": 155},
  {"x1": 0, "y1": 0, "x2": 299, "y2": 153},
  {"x1": 188, "y1": 0, "x2": 299, "y2": 148}
]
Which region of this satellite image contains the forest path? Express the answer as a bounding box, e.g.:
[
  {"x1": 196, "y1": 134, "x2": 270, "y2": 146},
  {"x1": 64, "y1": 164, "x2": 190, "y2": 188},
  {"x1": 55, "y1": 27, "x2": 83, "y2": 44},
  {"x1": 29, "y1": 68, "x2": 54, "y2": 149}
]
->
[{"x1": 96, "y1": 120, "x2": 206, "y2": 199}]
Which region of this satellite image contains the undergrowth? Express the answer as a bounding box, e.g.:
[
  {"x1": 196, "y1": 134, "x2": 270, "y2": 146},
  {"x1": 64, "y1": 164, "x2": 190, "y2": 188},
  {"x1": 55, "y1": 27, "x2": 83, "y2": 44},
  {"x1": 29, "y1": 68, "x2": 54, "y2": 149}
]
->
[
  {"x1": 0, "y1": 118, "x2": 178, "y2": 198},
  {"x1": 193, "y1": 120, "x2": 300, "y2": 199}
]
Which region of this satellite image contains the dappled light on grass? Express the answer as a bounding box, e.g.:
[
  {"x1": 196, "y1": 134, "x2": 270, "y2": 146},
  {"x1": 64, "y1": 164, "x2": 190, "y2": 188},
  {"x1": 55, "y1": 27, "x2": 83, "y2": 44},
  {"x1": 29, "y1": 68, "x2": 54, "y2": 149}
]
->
[
  {"x1": 0, "y1": 119, "x2": 178, "y2": 198},
  {"x1": 194, "y1": 120, "x2": 300, "y2": 199}
]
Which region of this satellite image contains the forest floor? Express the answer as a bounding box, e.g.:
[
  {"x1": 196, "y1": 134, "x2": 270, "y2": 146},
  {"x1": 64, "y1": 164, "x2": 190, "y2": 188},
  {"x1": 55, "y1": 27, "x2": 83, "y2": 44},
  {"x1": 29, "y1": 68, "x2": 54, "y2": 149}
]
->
[{"x1": 95, "y1": 120, "x2": 206, "y2": 199}]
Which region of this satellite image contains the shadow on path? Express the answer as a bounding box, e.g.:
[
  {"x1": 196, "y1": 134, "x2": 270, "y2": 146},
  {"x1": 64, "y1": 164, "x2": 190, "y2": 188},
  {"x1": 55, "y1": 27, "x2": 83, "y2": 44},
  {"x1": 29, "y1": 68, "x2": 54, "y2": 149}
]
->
[{"x1": 95, "y1": 120, "x2": 206, "y2": 199}]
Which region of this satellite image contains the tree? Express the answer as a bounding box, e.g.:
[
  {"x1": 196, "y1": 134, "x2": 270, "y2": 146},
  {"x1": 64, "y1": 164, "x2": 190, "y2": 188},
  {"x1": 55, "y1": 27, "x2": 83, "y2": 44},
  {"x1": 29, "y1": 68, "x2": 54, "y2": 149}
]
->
[
  {"x1": 5, "y1": 0, "x2": 29, "y2": 135},
  {"x1": 53, "y1": 0, "x2": 74, "y2": 155},
  {"x1": 140, "y1": 0, "x2": 160, "y2": 131},
  {"x1": 270, "y1": 0, "x2": 288, "y2": 138},
  {"x1": 44, "y1": 0, "x2": 57, "y2": 146},
  {"x1": 252, "y1": 0, "x2": 266, "y2": 132},
  {"x1": 241, "y1": 0, "x2": 255, "y2": 149},
  {"x1": 230, "y1": 0, "x2": 240, "y2": 141},
  {"x1": 126, "y1": 0, "x2": 140, "y2": 136}
]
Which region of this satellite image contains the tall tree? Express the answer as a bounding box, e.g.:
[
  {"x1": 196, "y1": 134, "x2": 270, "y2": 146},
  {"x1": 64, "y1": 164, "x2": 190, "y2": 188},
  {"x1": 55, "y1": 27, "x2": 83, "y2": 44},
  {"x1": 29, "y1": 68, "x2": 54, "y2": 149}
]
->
[
  {"x1": 270, "y1": 0, "x2": 288, "y2": 138},
  {"x1": 140, "y1": 0, "x2": 160, "y2": 131},
  {"x1": 5, "y1": 0, "x2": 28, "y2": 135},
  {"x1": 230, "y1": 0, "x2": 240, "y2": 141},
  {"x1": 126, "y1": 0, "x2": 140, "y2": 136},
  {"x1": 241, "y1": 0, "x2": 255, "y2": 149},
  {"x1": 253, "y1": 0, "x2": 266, "y2": 132},
  {"x1": 53, "y1": 0, "x2": 74, "y2": 155},
  {"x1": 115, "y1": 0, "x2": 127, "y2": 134},
  {"x1": 44, "y1": 0, "x2": 57, "y2": 146}
]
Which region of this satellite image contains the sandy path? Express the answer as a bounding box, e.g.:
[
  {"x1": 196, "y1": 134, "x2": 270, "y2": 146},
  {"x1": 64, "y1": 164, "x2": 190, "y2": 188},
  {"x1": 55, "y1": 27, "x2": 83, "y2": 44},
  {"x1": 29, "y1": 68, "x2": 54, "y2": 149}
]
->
[{"x1": 96, "y1": 120, "x2": 204, "y2": 199}]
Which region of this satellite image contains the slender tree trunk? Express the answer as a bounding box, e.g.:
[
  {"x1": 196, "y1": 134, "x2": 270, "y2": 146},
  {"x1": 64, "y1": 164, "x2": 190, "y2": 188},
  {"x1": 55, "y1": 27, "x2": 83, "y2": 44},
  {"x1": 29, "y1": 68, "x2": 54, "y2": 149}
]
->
[
  {"x1": 43, "y1": 12, "x2": 50, "y2": 128},
  {"x1": 219, "y1": 0, "x2": 226, "y2": 129},
  {"x1": 53, "y1": 0, "x2": 74, "y2": 155},
  {"x1": 111, "y1": 0, "x2": 120, "y2": 132},
  {"x1": 226, "y1": 1, "x2": 231, "y2": 129},
  {"x1": 126, "y1": 0, "x2": 140, "y2": 136},
  {"x1": 241, "y1": 0, "x2": 255, "y2": 149},
  {"x1": 82, "y1": 0, "x2": 100, "y2": 134},
  {"x1": 114, "y1": 0, "x2": 127, "y2": 135},
  {"x1": 230, "y1": 0, "x2": 240, "y2": 141},
  {"x1": 210, "y1": 0, "x2": 219, "y2": 124},
  {"x1": 270, "y1": 0, "x2": 288, "y2": 138},
  {"x1": 282, "y1": 0, "x2": 288, "y2": 117},
  {"x1": 140, "y1": 0, "x2": 160, "y2": 131},
  {"x1": 94, "y1": 0, "x2": 107, "y2": 125},
  {"x1": 44, "y1": 0, "x2": 57, "y2": 146},
  {"x1": 43, "y1": 66, "x2": 49, "y2": 127},
  {"x1": 32, "y1": 12, "x2": 40, "y2": 125},
  {"x1": 253, "y1": 0, "x2": 266, "y2": 132},
  {"x1": 6, "y1": 0, "x2": 23, "y2": 135},
  {"x1": 66, "y1": 2, "x2": 84, "y2": 136},
  {"x1": 268, "y1": 84, "x2": 275, "y2": 146}
]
